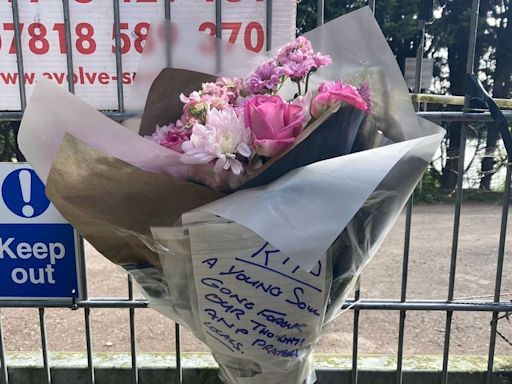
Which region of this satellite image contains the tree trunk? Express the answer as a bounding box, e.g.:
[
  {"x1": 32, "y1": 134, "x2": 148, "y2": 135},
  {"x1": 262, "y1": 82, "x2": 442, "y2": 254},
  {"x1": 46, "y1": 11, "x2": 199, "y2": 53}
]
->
[
  {"x1": 479, "y1": 3, "x2": 512, "y2": 190},
  {"x1": 441, "y1": 124, "x2": 462, "y2": 190},
  {"x1": 439, "y1": 0, "x2": 471, "y2": 191}
]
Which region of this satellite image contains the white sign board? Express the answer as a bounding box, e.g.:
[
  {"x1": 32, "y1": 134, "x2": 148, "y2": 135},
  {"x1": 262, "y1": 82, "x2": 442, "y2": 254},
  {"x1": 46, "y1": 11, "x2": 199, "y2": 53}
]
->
[
  {"x1": 0, "y1": 0, "x2": 296, "y2": 110},
  {"x1": 404, "y1": 57, "x2": 434, "y2": 90},
  {"x1": 0, "y1": 163, "x2": 81, "y2": 301}
]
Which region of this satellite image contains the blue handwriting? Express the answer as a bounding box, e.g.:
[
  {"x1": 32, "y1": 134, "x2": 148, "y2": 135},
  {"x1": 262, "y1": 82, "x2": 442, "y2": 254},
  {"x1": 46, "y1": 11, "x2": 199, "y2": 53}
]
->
[
  {"x1": 285, "y1": 287, "x2": 321, "y2": 317},
  {"x1": 234, "y1": 257, "x2": 322, "y2": 293},
  {"x1": 256, "y1": 308, "x2": 308, "y2": 332},
  {"x1": 219, "y1": 265, "x2": 283, "y2": 297}
]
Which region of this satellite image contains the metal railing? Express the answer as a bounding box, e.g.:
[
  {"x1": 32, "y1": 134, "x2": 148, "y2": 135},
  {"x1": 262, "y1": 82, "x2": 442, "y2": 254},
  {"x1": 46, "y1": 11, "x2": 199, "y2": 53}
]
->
[{"x1": 0, "y1": 1, "x2": 511, "y2": 384}]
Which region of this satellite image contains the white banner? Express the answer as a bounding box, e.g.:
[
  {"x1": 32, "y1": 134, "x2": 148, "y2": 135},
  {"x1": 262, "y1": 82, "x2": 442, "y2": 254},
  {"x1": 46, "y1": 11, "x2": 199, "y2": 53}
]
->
[{"x1": 0, "y1": 0, "x2": 296, "y2": 110}]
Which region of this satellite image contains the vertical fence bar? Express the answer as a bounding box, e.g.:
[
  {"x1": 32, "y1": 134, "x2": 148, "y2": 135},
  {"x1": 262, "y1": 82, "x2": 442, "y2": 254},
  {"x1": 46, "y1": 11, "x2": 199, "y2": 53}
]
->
[
  {"x1": 266, "y1": 0, "x2": 272, "y2": 51},
  {"x1": 164, "y1": 0, "x2": 171, "y2": 22},
  {"x1": 440, "y1": 121, "x2": 467, "y2": 384},
  {"x1": 0, "y1": 309, "x2": 8, "y2": 384},
  {"x1": 112, "y1": 0, "x2": 125, "y2": 112},
  {"x1": 78, "y1": 237, "x2": 88, "y2": 306},
  {"x1": 175, "y1": 323, "x2": 182, "y2": 384},
  {"x1": 215, "y1": 0, "x2": 222, "y2": 72},
  {"x1": 441, "y1": 1, "x2": 479, "y2": 382},
  {"x1": 164, "y1": 0, "x2": 172, "y2": 67},
  {"x1": 351, "y1": 278, "x2": 361, "y2": 384},
  {"x1": 396, "y1": 198, "x2": 412, "y2": 384},
  {"x1": 10, "y1": 0, "x2": 27, "y2": 110},
  {"x1": 62, "y1": 0, "x2": 75, "y2": 94},
  {"x1": 78, "y1": 239, "x2": 95, "y2": 384},
  {"x1": 317, "y1": 0, "x2": 324, "y2": 26},
  {"x1": 84, "y1": 308, "x2": 94, "y2": 384},
  {"x1": 414, "y1": 21, "x2": 426, "y2": 109},
  {"x1": 396, "y1": 9, "x2": 424, "y2": 378},
  {"x1": 485, "y1": 163, "x2": 511, "y2": 384},
  {"x1": 128, "y1": 276, "x2": 138, "y2": 384},
  {"x1": 368, "y1": 0, "x2": 376, "y2": 13},
  {"x1": 39, "y1": 308, "x2": 51, "y2": 384},
  {"x1": 215, "y1": 0, "x2": 222, "y2": 39}
]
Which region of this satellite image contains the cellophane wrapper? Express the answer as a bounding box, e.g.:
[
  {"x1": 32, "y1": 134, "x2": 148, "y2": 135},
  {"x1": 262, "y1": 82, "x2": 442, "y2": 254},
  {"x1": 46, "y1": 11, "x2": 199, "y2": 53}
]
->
[{"x1": 18, "y1": 7, "x2": 445, "y2": 384}]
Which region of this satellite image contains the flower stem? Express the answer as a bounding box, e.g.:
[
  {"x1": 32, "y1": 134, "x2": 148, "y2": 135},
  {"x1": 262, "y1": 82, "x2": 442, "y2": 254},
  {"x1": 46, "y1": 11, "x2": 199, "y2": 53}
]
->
[
  {"x1": 305, "y1": 73, "x2": 311, "y2": 94},
  {"x1": 272, "y1": 77, "x2": 287, "y2": 95},
  {"x1": 296, "y1": 80, "x2": 302, "y2": 96}
]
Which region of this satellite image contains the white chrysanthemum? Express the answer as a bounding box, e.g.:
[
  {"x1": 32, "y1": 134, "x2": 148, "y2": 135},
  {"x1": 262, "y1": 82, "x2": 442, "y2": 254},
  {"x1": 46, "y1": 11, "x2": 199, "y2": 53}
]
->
[{"x1": 180, "y1": 107, "x2": 251, "y2": 175}]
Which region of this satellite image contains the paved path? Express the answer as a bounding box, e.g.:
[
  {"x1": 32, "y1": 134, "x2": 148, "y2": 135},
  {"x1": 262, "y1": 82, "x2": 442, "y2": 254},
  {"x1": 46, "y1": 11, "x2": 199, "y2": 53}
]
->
[{"x1": 1, "y1": 203, "x2": 510, "y2": 355}]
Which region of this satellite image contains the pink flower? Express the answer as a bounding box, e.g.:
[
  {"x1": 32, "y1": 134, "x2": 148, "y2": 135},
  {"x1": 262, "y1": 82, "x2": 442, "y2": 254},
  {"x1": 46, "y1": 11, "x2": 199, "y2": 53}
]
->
[
  {"x1": 244, "y1": 95, "x2": 304, "y2": 157},
  {"x1": 180, "y1": 107, "x2": 251, "y2": 175},
  {"x1": 178, "y1": 90, "x2": 230, "y2": 128},
  {"x1": 292, "y1": 91, "x2": 313, "y2": 126},
  {"x1": 312, "y1": 53, "x2": 333, "y2": 68},
  {"x1": 276, "y1": 36, "x2": 313, "y2": 66},
  {"x1": 202, "y1": 82, "x2": 225, "y2": 97},
  {"x1": 278, "y1": 60, "x2": 315, "y2": 81},
  {"x1": 216, "y1": 76, "x2": 245, "y2": 103},
  {"x1": 311, "y1": 80, "x2": 368, "y2": 119},
  {"x1": 358, "y1": 81, "x2": 372, "y2": 112},
  {"x1": 274, "y1": 37, "x2": 332, "y2": 81},
  {"x1": 147, "y1": 124, "x2": 189, "y2": 153},
  {"x1": 245, "y1": 61, "x2": 282, "y2": 95}
]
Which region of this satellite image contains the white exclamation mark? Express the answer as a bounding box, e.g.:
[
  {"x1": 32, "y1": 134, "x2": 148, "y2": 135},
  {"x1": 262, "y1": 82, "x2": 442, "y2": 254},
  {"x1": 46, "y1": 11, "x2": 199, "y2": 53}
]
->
[{"x1": 19, "y1": 170, "x2": 34, "y2": 218}]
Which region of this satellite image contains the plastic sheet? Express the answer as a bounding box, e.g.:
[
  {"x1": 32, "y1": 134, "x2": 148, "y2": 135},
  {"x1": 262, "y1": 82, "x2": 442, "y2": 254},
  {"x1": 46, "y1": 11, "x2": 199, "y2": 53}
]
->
[{"x1": 18, "y1": 7, "x2": 445, "y2": 384}]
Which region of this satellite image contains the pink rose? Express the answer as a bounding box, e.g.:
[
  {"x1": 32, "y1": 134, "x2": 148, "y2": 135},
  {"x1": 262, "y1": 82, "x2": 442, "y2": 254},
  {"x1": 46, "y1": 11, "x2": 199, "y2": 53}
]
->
[
  {"x1": 311, "y1": 80, "x2": 368, "y2": 119},
  {"x1": 244, "y1": 95, "x2": 304, "y2": 157},
  {"x1": 147, "y1": 124, "x2": 189, "y2": 153}
]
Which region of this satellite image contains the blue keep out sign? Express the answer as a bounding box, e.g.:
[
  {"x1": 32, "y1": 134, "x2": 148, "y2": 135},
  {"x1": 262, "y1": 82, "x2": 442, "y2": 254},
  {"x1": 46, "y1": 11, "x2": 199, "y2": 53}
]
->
[{"x1": 0, "y1": 163, "x2": 82, "y2": 301}]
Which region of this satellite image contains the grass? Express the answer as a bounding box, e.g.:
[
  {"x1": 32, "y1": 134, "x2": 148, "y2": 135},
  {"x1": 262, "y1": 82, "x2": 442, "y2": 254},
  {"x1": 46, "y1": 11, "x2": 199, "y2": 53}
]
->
[{"x1": 415, "y1": 189, "x2": 507, "y2": 204}]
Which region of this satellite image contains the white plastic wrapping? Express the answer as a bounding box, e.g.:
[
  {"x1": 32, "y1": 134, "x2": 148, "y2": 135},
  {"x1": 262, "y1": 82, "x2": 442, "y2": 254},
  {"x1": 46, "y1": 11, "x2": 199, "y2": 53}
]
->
[{"x1": 18, "y1": 7, "x2": 445, "y2": 384}]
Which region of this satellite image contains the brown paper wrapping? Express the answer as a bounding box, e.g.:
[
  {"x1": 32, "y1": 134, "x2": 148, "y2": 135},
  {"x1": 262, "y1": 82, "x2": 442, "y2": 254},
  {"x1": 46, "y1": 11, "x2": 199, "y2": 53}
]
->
[
  {"x1": 44, "y1": 69, "x2": 369, "y2": 267},
  {"x1": 46, "y1": 134, "x2": 223, "y2": 267},
  {"x1": 139, "y1": 68, "x2": 217, "y2": 136}
]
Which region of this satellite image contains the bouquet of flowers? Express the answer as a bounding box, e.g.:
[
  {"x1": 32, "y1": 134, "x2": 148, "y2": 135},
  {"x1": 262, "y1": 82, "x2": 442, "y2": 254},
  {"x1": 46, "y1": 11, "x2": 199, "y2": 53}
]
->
[
  {"x1": 18, "y1": 7, "x2": 444, "y2": 384},
  {"x1": 144, "y1": 35, "x2": 369, "y2": 191}
]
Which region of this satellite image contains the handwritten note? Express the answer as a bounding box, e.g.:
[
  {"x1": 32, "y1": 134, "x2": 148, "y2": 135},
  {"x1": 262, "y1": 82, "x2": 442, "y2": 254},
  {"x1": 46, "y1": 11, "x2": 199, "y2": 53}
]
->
[{"x1": 186, "y1": 217, "x2": 328, "y2": 361}]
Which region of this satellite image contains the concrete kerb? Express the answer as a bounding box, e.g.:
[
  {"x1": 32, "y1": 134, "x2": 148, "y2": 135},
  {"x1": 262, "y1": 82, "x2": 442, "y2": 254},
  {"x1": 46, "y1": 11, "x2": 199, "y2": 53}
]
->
[{"x1": 2, "y1": 352, "x2": 512, "y2": 384}]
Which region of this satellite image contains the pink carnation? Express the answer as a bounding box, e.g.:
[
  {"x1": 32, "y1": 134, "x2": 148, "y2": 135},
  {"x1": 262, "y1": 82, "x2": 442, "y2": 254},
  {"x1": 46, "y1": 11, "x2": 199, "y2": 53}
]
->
[
  {"x1": 276, "y1": 36, "x2": 313, "y2": 65},
  {"x1": 178, "y1": 91, "x2": 230, "y2": 129},
  {"x1": 147, "y1": 124, "x2": 189, "y2": 153},
  {"x1": 311, "y1": 80, "x2": 368, "y2": 118},
  {"x1": 245, "y1": 61, "x2": 282, "y2": 95},
  {"x1": 216, "y1": 76, "x2": 245, "y2": 103},
  {"x1": 275, "y1": 36, "x2": 332, "y2": 80}
]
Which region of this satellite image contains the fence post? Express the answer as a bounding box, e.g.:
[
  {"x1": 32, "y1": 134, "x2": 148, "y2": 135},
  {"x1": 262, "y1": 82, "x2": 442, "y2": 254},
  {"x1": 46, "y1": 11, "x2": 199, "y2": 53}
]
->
[
  {"x1": 485, "y1": 164, "x2": 511, "y2": 384},
  {"x1": 0, "y1": 309, "x2": 8, "y2": 384},
  {"x1": 441, "y1": 1, "x2": 480, "y2": 383}
]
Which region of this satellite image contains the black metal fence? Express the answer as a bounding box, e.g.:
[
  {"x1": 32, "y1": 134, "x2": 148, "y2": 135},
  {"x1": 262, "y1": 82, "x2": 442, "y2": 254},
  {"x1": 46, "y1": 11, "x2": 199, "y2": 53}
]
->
[{"x1": 0, "y1": 1, "x2": 511, "y2": 384}]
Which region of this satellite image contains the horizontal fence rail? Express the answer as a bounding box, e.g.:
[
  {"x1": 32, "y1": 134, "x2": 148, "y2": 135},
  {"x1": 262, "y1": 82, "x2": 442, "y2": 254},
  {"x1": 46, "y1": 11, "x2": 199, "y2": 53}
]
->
[
  {"x1": 0, "y1": 1, "x2": 510, "y2": 384},
  {"x1": 0, "y1": 298, "x2": 511, "y2": 312},
  {"x1": 4, "y1": 111, "x2": 512, "y2": 123}
]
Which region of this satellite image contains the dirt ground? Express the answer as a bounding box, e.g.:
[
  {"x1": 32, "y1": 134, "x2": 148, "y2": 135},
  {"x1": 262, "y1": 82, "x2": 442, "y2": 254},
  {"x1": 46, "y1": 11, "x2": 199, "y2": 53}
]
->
[{"x1": 1, "y1": 203, "x2": 511, "y2": 356}]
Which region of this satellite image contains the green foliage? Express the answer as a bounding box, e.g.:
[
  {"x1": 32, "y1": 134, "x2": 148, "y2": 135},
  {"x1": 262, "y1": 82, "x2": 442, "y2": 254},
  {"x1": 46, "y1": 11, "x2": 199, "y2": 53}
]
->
[
  {"x1": 296, "y1": 1, "x2": 511, "y2": 193},
  {"x1": 0, "y1": 122, "x2": 23, "y2": 162},
  {"x1": 415, "y1": 188, "x2": 506, "y2": 203},
  {"x1": 297, "y1": 0, "x2": 422, "y2": 71}
]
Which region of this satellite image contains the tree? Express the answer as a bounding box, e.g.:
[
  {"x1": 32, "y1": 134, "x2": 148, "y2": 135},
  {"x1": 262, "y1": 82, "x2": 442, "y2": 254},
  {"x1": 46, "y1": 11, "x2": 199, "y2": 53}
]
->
[
  {"x1": 479, "y1": 1, "x2": 512, "y2": 190},
  {"x1": 427, "y1": 0, "x2": 487, "y2": 191},
  {"x1": 0, "y1": 122, "x2": 25, "y2": 162},
  {"x1": 297, "y1": 0, "x2": 423, "y2": 72},
  {"x1": 429, "y1": 0, "x2": 511, "y2": 191},
  {"x1": 297, "y1": 0, "x2": 512, "y2": 192}
]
